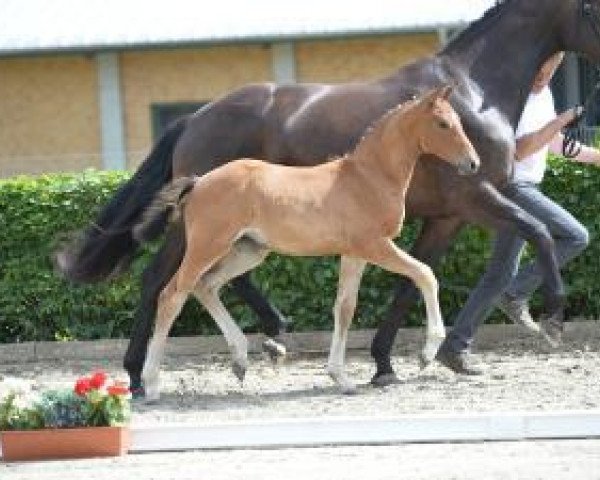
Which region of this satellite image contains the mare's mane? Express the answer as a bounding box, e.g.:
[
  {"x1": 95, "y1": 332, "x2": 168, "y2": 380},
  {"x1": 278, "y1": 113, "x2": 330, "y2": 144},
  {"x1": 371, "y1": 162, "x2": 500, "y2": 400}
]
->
[{"x1": 442, "y1": 0, "x2": 513, "y2": 53}]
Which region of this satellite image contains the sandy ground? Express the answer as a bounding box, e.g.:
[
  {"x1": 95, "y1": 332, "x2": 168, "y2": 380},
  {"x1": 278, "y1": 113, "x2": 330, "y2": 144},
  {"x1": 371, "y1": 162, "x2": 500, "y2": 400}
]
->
[
  {"x1": 3, "y1": 440, "x2": 600, "y2": 480},
  {"x1": 1, "y1": 322, "x2": 600, "y2": 478},
  {"x1": 1, "y1": 322, "x2": 599, "y2": 424}
]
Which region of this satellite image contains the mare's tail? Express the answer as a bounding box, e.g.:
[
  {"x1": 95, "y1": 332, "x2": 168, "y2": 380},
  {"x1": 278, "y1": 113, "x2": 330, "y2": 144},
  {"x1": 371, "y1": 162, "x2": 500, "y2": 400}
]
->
[
  {"x1": 54, "y1": 115, "x2": 190, "y2": 283},
  {"x1": 133, "y1": 177, "x2": 196, "y2": 244}
]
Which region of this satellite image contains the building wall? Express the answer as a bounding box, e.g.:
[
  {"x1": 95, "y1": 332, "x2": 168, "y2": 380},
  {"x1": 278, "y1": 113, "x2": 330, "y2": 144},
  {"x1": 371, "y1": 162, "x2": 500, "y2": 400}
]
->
[
  {"x1": 120, "y1": 45, "x2": 272, "y2": 168},
  {"x1": 0, "y1": 33, "x2": 439, "y2": 176},
  {"x1": 296, "y1": 33, "x2": 439, "y2": 83},
  {"x1": 0, "y1": 55, "x2": 100, "y2": 176}
]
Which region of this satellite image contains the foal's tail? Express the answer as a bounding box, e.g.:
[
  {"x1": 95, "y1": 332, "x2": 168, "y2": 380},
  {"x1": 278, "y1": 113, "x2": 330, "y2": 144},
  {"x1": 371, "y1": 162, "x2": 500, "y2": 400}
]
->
[
  {"x1": 54, "y1": 115, "x2": 190, "y2": 283},
  {"x1": 133, "y1": 177, "x2": 196, "y2": 244}
]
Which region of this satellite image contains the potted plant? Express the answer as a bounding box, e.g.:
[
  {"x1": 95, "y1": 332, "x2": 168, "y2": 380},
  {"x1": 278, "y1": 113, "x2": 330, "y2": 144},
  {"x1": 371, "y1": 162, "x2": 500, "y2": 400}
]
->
[{"x1": 0, "y1": 371, "x2": 131, "y2": 461}]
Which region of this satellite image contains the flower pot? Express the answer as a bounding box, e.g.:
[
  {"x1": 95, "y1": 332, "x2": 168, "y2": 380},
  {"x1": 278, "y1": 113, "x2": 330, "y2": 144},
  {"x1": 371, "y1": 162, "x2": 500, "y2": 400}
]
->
[{"x1": 1, "y1": 426, "x2": 130, "y2": 461}]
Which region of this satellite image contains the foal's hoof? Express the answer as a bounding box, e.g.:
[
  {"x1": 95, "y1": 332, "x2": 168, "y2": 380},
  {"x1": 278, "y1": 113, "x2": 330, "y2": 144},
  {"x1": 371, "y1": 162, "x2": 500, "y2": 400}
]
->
[
  {"x1": 418, "y1": 352, "x2": 433, "y2": 370},
  {"x1": 262, "y1": 338, "x2": 287, "y2": 363},
  {"x1": 142, "y1": 387, "x2": 161, "y2": 404},
  {"x1": 370, "y1": 372, "x2": 401, "y2": 387},
  {"x1": 140, "y1": 377, "x2": 161, "y2": 403},
  {"x1": 232, "y1": 361, "x2": 247, "y2": 384},
  {"x1": 420, "y1": 338, "x2": 444, "y2": 369},
  {"x1": 540, "y1": 314, "x2": 563, "y2": 348}
]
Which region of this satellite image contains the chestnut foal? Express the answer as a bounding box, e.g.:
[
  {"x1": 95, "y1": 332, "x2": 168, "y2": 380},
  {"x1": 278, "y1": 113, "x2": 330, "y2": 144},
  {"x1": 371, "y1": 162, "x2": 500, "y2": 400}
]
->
[{"x1": 135, "y1": 86, "x2": 480, "y2": 399}]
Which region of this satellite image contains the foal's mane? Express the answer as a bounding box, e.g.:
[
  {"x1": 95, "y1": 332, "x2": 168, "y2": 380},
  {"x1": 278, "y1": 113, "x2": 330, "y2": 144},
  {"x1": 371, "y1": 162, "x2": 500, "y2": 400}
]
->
[
  {"x1": 442, "y1": 0, "x2": 513, "y2": 54},
  {"x1": 341, "y1": 98, "x2": 419, "y2": 161}
]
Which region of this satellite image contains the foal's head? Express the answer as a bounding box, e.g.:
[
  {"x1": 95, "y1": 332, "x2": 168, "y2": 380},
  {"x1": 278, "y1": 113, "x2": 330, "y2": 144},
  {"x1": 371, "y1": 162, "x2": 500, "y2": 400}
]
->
[{"x1": 410, "y1": 86, "x2": 480, "y2": 175}]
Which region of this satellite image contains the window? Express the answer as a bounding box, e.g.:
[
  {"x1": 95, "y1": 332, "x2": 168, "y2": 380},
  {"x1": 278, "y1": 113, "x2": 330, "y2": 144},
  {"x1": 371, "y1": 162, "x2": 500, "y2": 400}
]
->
[{"x1": 151, "y1": 102, "x2": 208, "y2": 140}]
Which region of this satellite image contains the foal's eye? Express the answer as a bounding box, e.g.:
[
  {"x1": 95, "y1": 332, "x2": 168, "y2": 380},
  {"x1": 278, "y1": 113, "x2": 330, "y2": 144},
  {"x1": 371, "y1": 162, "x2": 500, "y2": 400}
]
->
[{"x1": 437, "y1": 119, "x2": 450, "y2": 129}]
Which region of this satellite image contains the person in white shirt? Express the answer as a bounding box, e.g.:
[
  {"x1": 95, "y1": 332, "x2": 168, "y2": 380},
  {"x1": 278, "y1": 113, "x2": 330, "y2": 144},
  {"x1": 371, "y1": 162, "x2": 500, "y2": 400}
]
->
[{"x1": 436, "y1": 52, "x2": 600, "y2": 375}]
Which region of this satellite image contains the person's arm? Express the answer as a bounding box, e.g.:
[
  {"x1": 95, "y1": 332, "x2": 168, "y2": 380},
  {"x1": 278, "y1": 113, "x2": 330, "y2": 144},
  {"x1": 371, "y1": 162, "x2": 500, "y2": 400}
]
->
[
  {"x1": 548, "y1": 134, "x2": 600, "y2": 166},
  {"x1": 515, "y1": 107, "x2": 581, "y2": 161}
]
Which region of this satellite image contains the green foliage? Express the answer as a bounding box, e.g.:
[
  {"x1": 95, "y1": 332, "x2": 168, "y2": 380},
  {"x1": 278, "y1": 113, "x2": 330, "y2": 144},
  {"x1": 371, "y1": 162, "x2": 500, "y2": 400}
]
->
[
  {"x1": 540, "y1": 154, "x2": 600, "y2": 318},
  {"x1": 0, "y1": 159, "x2": 598, "y2": 343},
  {"x1": 35, "y1": 390, "x2": 88, "y2": 428}
]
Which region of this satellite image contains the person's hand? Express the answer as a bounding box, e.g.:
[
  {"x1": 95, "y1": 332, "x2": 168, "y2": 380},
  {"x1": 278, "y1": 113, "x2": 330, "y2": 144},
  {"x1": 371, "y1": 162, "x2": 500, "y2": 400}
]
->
[
  {"x1": 572, "y1": 105, "x2": 585, "y2": 122},
  {"x1": 563, "y1": 105, "x2": 585, "y2": 128}
]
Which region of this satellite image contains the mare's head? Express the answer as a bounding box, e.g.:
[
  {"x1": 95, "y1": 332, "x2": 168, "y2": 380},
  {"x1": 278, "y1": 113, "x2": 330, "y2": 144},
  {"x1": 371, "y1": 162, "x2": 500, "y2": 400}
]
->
[
  {"x1": 411, "y1": 86, "x2": 480, "y2": 175},
  {"x1": 557, "y1": 0, "x2": 600, "y2": 61}
]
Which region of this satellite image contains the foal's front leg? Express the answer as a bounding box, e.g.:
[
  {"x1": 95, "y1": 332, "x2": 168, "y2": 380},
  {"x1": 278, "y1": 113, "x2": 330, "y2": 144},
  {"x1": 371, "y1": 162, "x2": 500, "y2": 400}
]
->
[
  {"x1": 327, "y1": 256, "x2": 366, "y2": 394},
  {"x1": 194, "y1": 283, "x2": 250, "y2": 382},
  {"x1": 360, "y1": 239, "x2": 446, "y2": 367}
]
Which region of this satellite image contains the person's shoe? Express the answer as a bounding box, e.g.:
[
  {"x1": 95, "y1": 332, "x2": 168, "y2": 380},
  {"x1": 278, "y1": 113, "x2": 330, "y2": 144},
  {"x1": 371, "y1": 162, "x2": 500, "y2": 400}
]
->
[
  {"x1": 435, "y1": 344, "x2": 483, "y2": 376},
  {"x1": 497, "y1": 294, "x2": 540, "y2": 333}
]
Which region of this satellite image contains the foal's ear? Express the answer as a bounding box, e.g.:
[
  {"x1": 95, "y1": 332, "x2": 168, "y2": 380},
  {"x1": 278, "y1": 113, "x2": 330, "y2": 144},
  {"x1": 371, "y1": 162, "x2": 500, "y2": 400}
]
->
[
  {"x1": 423, "y1": 85, "x2": 454, "y2": 107},
  {"x1": 438, "y1": 84, "x2": 453, "y2": 100}
]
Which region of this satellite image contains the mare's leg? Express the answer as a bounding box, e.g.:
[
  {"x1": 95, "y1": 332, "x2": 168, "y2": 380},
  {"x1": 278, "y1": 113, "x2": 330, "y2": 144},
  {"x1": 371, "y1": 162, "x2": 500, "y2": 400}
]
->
[
  {"x1": 193, "y1": 237, "x2": 271, "y2": 381},
  {"x1": 360, "y1": 239, "x2": 446, "y2": 375},
  {"x1": 326, "y1": 256, "x2": 367, "y2": 394},
  {"x1": 371, "y1": 217, "x2": 463, "y2": 386},
  {"x1": 231, "y1": 274, "x2": 289, "y2": 337},
  {"x1": 124, "y1": 222, "x2": 185, "y2": 396},
  {"x1": 141, "y1": 235, "x2": 232, "y2": 402}
]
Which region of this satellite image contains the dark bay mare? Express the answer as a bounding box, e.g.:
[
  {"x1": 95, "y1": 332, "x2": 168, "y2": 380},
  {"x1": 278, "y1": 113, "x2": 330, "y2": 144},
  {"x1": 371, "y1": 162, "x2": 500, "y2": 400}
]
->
[{"x1": 56, "y1": 0, "x2": 600, "y2": 394}]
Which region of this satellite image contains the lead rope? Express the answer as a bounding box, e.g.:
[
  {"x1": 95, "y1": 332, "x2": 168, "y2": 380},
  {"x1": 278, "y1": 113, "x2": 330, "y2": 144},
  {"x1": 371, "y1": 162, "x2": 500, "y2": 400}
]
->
[{"x1": 562, "y1": 74, "x2": 600, "y2": 158}]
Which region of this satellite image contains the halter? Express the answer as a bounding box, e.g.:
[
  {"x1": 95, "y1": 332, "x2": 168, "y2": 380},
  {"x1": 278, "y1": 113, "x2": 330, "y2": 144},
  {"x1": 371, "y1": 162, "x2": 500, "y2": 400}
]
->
[{"x1": 562, "y1": 0, "x2": 600, "y2": 157}]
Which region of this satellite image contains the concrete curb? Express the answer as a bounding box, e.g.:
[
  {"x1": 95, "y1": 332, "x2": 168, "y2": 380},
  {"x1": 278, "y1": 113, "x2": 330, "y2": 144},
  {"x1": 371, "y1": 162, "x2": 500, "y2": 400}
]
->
[
  {"x1": 129, "y1": 409, "x2": 600, "y2": 451},
  {"x1": 0, "y1": 320, "x2": 596, "y2": 363}
]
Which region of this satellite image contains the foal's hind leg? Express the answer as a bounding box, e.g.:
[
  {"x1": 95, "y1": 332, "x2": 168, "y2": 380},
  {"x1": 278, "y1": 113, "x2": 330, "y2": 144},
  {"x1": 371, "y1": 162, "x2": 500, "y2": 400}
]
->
[
  {"x1": 194, "y1": 237, "x2": 271, "y2": 382},
  {"x1": 359, "y1": 239, "x2": 445, "y2": 368},
  {"x1": 141, "y1": 238, "x2": 232, "y2": 402},
  {"x1": 326, "y1": 256, "x2": 366, "y2": 394},
  {"x1": 124, "y1": 222, "x2": 186, "y2": 397},
  {"x1": 141, "y1": 276, "x2": 189, "y2": 402}
]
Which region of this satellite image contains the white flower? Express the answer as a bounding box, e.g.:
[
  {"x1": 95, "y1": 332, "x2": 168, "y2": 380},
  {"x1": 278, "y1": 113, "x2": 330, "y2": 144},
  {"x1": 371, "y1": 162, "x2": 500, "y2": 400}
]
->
[{"x1": 0, "y1": 377, "x2": 38, "y2": 408}]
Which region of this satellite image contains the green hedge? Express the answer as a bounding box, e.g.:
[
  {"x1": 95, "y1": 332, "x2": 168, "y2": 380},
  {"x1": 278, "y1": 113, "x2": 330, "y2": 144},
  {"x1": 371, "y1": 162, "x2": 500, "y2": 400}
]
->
[{"x1": 0, "y1": 157, "x2": 598, "y2": 343}]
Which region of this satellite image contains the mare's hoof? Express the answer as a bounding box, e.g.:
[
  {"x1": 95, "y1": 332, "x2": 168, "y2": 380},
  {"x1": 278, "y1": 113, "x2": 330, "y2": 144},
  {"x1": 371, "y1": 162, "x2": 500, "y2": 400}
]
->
[
  {"x1": 370, "y1": 372, "x2": 401, "y2": 387},
  {"x1": 130, "y1": 385, "x2": 146, "y2": 401},
  {"x1": 341, "y1": 384, "x2": 359, "y2": 396},
  {"x1": 232, "y1": 361, "x2": 247, "y2": 384},
  {"x1": 540, "y1": 314, "x2": 563, "y2": 348},
  {"x1": 262, "y1": 338, "x2": 287, "y2": 362}
]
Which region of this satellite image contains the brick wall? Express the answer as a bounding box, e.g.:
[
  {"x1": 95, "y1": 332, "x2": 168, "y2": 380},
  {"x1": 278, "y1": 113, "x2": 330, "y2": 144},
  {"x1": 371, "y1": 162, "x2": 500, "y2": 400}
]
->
[
  {"x1": 0, "y1": 55, "x2": 100, "y2": 176},
  {"x1": 121, "y1": 45, "x2": 272, "y2": 168},
  {"x1": 296, "y1": 33, "x2": 439, "y2": 83},
  {"x1": 0, "y1": 33, "x2": 439, "y2": 176}
]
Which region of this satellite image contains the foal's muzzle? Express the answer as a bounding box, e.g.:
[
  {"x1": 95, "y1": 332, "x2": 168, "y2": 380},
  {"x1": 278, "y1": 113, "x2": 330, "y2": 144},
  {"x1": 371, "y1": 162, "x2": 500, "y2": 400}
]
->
[{"x1": 457, "y1": 154, "x2": 480, "y2": 176}]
